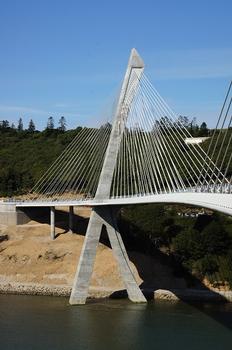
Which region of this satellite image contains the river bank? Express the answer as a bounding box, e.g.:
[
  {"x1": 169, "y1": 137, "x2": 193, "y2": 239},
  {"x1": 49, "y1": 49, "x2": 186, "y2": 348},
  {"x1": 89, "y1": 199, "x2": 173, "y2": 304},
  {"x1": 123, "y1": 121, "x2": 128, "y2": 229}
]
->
[
  {"x1": 1, "y1": 282, "x2": 232, "y2": 302},
  {"x1": 0, "y1": 207, "x2": 231, "y2": 303}
]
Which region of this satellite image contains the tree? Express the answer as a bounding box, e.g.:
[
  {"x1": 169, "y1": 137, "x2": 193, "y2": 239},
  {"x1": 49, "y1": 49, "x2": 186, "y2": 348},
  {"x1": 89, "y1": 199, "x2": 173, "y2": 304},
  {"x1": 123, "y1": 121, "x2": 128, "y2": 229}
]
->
[
  {"x1": 177, "y1": 115, "x2": 189, "y2": 128},
  {"x1": 58, "y1": 116, "x2": 67, "y2": 132},
  {"x1": 188, "y1": 117, "x2": 197, "y2": 136},
  {"x1": 160, "y1": 116, "x2": 171, "y2": 128},
  {"x1": 0, "y1": 120, "x2": 9, "y2": 129},
  {"x1": 28, "y1": 119, "x2": 36, "y2": 132},
  {"x1": 47, "y1": 116, "x2": 54, "y2": 130},
  {"x1": 199, "y1": 122, "x2": 209, "y2": 137},
  {"x1": 17, "y1": 118, "x2": 23, "y2": 131}
]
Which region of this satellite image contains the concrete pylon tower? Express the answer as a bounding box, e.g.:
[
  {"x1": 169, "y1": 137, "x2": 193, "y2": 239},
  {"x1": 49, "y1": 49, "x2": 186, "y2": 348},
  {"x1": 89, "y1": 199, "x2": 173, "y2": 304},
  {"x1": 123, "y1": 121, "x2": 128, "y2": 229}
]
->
[{"x1": 69, "y1": 49, "x2": 147, "y2": 305}]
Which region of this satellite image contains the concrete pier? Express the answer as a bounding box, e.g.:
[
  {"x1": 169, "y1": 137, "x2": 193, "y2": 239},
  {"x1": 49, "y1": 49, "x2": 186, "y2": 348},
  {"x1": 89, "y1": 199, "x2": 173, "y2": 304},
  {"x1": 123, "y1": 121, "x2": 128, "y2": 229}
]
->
[
  {"x1": 101, "y1": 208, "x2": 146, "y2": 303},
  {"x1": 69, "y1": 206, "x2": 74, "y2": 233},
  {"x1": 69, "y1": 208, "x2": 103, "y2": 304},
  {"x1": 69, "y1": 207, "x2": 146, "y2": 305},
  {"x1": 50, "y1": 206, "x2": 55, "y2": 240}
]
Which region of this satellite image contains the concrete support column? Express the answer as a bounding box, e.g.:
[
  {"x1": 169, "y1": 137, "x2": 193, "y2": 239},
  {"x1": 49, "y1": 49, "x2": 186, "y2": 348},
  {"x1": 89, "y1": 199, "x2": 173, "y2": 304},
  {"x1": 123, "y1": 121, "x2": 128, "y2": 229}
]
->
[
  {"x1": 50, "y1": 206, "x2": 55, "y2": 240},
  {"x1": 103, "y1": 208, "x2": 146, "y2": 303},
  {"x1": 69, "y1": 207, "x2": 146, "y2": 305},
  {"x1": 69, "y1": 209, "x2": 102, "y2": 304},
  {"x1": 69, "y1": 206, "x2": 74, "y2": 233}
]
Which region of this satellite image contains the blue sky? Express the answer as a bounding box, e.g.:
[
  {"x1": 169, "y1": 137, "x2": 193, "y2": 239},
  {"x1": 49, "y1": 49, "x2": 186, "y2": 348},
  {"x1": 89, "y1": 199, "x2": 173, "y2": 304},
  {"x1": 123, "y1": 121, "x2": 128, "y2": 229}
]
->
[{"x1": 0, "y1": 0, "x2": 231, "y2": 129}]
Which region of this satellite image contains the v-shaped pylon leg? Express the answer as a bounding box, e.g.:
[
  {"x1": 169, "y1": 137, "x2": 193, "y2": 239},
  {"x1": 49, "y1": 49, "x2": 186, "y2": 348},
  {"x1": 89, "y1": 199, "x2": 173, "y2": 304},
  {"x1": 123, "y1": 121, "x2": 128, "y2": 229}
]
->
[
  {"x1": 100, "y1": 207, "x2": 146, "y2": 303},
  {"x1": 69, "y1": 206, "x2": 146, "y2": 305}
]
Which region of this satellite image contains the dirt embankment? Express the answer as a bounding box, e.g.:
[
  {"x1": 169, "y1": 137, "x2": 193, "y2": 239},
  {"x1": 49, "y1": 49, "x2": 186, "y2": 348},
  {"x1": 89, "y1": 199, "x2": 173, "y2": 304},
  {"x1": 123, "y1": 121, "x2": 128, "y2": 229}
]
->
[{"x1": 0, "y1": 206, "x2": 231, "y2": 302}]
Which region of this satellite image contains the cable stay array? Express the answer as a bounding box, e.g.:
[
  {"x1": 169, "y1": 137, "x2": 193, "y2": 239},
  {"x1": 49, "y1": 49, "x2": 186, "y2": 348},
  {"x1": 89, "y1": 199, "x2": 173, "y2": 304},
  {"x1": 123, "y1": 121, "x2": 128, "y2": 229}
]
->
[
  {"x1": 196, "y1": 80, "x2": 232, "y2": 193},
  {"x1": 109, "y1": 71, "x2": 231, "y2": 197},
  {"x1": 30, "y1": 124, "x2": 112, "y2": 200},
  {"x1": 29, "y1": 69, "x2": 232, "y2": 202}
]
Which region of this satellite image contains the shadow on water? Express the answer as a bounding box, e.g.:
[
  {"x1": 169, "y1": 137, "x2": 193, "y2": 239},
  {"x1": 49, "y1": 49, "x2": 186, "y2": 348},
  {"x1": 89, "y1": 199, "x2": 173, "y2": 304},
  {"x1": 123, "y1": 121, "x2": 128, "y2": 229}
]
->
[{"x1": 21, "y1": 206, "x2": 232, "y2": 330}]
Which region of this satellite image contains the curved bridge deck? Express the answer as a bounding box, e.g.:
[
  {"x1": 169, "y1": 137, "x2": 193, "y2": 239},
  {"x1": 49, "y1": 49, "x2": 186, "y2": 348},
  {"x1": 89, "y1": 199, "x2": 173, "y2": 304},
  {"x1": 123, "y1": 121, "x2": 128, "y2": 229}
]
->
[{"x1": 14, "y1": 192, "x2": 232, "y2": 216}]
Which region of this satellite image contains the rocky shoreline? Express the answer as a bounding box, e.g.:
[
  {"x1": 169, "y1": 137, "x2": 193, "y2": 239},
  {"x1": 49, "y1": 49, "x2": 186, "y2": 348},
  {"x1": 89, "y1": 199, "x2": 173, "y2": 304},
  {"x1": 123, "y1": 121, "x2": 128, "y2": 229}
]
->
[{"x1": 1, "y1": 282, "x2": 232, "y2": 302}]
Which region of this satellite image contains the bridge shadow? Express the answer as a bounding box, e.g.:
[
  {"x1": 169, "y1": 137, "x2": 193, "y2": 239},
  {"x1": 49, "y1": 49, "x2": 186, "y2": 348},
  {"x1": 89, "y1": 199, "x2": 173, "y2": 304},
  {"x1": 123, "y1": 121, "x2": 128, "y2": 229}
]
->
[
  {"x1": 21, "y1": 206, "x2": 232, "y2": 329},
  {"x1": 115, "y1": 220, "x2": 232, "y2": 330},
  {"x1": 20, "y1": 207, "x2": 89, "y2": 238},
  {"x1": 110, "y1": 248, "x2": 232, "y2": 331}
]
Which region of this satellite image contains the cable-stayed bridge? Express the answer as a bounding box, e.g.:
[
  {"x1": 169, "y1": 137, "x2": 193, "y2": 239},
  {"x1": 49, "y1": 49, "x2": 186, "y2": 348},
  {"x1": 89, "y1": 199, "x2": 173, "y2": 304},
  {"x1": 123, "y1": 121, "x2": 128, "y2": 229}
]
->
[{"x1": 12, "y1": 49, "x2": 232, "y2": 304}]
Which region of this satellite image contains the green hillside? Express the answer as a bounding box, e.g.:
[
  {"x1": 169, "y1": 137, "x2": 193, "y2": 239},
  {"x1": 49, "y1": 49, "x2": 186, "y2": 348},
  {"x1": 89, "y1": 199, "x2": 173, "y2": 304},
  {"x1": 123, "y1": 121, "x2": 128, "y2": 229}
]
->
[
  {"x1": 0, "y1": 125, "x2": 231, "y2": 197},
  {"x1": 0, "y1": 127, "x2": 81, "y2": 196}
]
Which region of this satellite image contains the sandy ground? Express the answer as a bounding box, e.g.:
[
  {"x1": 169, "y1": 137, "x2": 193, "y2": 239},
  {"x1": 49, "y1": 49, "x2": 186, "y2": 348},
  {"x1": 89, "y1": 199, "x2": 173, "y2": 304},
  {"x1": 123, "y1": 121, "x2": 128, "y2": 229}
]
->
[{"x1": 0, "y1": 207, "x2": 189, "y2": 294}]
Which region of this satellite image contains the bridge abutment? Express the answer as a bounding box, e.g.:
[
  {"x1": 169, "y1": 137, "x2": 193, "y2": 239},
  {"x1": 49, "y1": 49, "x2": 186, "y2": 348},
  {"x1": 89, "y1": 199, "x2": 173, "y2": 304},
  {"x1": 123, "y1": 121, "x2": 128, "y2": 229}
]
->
[{"x1": 0, "y1": 203, "x2": 30, "y2": 225}]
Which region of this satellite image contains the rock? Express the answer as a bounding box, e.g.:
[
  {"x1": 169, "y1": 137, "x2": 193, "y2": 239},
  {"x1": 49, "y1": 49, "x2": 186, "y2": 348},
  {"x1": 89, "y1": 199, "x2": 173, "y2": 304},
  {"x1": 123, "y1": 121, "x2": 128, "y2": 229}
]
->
[
  {"x1": 44, "y1": 250, "x2": 67, "y2": 261},
  {"x1": 0, "y1": 234, "x2": 8, "y2": 243}
]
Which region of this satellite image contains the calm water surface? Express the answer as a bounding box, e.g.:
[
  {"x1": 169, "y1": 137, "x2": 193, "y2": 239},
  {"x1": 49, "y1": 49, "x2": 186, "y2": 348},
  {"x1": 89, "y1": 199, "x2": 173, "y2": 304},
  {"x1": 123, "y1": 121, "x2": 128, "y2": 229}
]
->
[{"x1": 0, "y1": 294, "x2": 232, "y2": 349}]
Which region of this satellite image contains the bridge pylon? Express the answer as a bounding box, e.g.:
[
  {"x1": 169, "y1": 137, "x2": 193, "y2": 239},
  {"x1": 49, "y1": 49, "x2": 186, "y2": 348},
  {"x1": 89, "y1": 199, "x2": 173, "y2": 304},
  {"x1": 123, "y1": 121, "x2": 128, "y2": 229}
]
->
[{"x1": 69, "y1": 49, "x2": 147, "y2": 304}]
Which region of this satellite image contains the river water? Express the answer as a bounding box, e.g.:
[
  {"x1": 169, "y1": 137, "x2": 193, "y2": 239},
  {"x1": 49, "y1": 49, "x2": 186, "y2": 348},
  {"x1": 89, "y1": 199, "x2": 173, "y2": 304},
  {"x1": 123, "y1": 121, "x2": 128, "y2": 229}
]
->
[{"x1": 0, "y1": 295, "x2": 232, "y2": 349}]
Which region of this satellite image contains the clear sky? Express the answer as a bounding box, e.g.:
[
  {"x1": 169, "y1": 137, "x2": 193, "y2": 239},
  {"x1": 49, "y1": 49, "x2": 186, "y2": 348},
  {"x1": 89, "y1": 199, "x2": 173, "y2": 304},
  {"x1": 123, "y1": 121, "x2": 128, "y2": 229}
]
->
[{"x1": 0, "y1": 0, "x2": 231, "y2": 129}]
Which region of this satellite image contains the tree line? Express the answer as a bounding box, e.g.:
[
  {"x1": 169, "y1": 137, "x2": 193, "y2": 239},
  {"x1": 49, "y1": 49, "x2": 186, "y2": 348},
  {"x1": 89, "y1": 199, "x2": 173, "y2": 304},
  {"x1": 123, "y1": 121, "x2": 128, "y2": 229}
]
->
[
  {"x1": 156, "y1": 115, "x2": 210, "y2": 137},
  {"x1": 0, "y1": 115, "x2": 210, "y2": 136},
  {"x1": 0, "y1": 116, "x2": 67, "y2": 132}
]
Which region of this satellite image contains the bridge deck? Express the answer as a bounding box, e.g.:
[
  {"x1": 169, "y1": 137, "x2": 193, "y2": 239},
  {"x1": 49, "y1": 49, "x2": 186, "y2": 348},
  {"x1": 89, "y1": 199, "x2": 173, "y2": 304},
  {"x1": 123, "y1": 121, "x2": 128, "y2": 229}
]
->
[{"x1": 11, "y1": 192, "x2": 232, "y2": 216}]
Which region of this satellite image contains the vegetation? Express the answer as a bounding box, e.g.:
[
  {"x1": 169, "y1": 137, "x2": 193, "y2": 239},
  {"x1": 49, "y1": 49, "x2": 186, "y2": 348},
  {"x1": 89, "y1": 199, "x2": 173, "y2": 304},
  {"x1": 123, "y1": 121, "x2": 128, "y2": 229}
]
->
[
  {"x1": 118, "y1": 204, "x2": 232, "y2": 288},
  {"x1": 0, "y1": 115, "x2": 217, "y2": 197},
  {"x1": 177, "y1": 115, "x2": 210, "y2": 137},
  {"x1": 0, "y1": 116, "x2": 80, "y2": 196}
]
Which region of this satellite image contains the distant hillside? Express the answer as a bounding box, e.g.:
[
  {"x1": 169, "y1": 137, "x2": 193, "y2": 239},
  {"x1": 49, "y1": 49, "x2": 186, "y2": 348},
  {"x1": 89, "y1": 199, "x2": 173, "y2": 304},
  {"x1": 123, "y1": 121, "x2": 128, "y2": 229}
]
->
[
  {"x1": 0, "y1": 128, "x2": 81, "y2": 196},
  {"x1": 0, "y1": 125, "x2": 231, "y2": 197}
]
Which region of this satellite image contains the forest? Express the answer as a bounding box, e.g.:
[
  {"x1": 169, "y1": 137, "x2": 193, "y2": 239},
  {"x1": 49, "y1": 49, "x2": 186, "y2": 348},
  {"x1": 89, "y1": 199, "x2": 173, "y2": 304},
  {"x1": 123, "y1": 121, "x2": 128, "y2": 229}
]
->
[
  {"x1": 0, "y1": 117, "x2": 81, "y2": 196},
  {"x1": 0, "y1": 115, "x2": 213, "y2": 197}
]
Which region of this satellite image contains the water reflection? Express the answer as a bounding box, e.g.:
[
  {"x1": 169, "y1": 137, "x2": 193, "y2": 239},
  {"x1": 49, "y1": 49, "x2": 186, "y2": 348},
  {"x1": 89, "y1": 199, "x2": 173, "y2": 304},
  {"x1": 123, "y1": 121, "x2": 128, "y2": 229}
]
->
[{"x1": 67, "y1": 300, "x2": 148, "y2": 349}]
